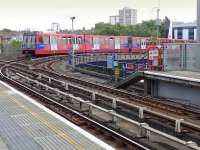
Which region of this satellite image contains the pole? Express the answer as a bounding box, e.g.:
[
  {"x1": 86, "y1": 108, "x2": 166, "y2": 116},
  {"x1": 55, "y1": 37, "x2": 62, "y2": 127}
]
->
[
  {"x1": 156, "y1": 8, "x2": 160, "y2": 39},
  {"x1": 70, "y1": 17, "x2": 75, "y2": 69},
  {"x1": 197, "y1": 0, "x2": 200, "y2": 42}
]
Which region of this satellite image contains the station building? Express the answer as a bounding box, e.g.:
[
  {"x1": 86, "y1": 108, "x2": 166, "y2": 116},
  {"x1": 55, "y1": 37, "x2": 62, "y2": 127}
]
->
[{"x1": 170, "y1": 22, "x2": 197, "y2": 40}]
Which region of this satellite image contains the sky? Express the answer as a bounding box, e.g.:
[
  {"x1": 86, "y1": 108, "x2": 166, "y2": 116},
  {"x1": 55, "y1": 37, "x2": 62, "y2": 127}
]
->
[{"x1": 0, "y1": 0, "x2": 197, "y2": 31}]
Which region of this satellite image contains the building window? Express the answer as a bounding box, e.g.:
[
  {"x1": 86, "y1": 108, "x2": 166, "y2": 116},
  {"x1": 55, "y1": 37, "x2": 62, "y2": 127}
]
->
[
  {"x1": 189, "y1": 28, "x2": 194, "y2": 40},
  {"x1": 177, "y1": 29, "x2": 183, "y2": 39}
]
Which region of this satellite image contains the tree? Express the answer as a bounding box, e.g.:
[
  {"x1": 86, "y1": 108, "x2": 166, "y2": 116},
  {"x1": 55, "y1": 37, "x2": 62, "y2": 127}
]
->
[
  {"x1": 0, "y1": 28, "x2": 12, "y2": 34},
  {"x1": 93, "y1": 20, "x2": 166, "y2": 38},
  {"x1": 10, "y1": 40, "x2": 22, "y2": 50}
]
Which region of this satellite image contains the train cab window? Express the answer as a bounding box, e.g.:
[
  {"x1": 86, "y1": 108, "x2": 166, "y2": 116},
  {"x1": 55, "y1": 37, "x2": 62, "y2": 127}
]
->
[
  {"x1": 31, "y1": 36, "x2": 36, "y2": 44},
  {"x1": 28, "y1": 36, "x2": 31, "y2": 45},
  {"x1": 23, "y1": 36, "x2": 28, "y2": 44}
]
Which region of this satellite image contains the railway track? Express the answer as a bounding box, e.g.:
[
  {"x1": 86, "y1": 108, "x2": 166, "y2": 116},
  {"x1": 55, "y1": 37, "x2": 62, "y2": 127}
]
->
[
  {"x1": 1, "y1": 59, "x2": 200, "y2": 149},
  {"x1": 8, "y1": 60, "x2": 200, "y2": 129},
  {"x1": 32, "y1": 59, "x2": 199, "y2": 115},
  {"x1": 0, "y1": 60, "x2": 150, "y2": 150},
  {"x1": 35, "y1": 65, "x2": 200, "y2": 116},
  {"x1": 1, "y1": 56, "x2": 200, "y2": 149}
]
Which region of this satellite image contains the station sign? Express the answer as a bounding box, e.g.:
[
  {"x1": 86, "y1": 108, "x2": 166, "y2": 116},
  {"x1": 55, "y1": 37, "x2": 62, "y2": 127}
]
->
[
  {"x1": 107, "y1": 55, "x2": 118, "y2": 69},
  {"x1": 107, "y1": 56, "x2": 114, "y2": 69},
  {"x1": 149, "y1": 49, "x2": 159, "y2": 60},
  {"x1": 148, "y1": 47, "x2": 160, "y2": 67}
]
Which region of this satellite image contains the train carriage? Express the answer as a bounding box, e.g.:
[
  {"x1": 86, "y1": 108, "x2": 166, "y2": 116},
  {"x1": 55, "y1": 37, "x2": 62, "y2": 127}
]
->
[{"x1": 22, "y1": 31, "x2": 194, "y2": 56}]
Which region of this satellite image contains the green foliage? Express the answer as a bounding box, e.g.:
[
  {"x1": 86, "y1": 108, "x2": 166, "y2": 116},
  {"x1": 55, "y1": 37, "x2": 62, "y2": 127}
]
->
[
  {"x1": 10, "y1": 40, "x2": 22, "y2": 50},
  {"x1": 0, "y1": 43, "x2": 3, "y2": 50},
  {"x1": 94, "y1": 20, "x2": 166, "y2": 38}
]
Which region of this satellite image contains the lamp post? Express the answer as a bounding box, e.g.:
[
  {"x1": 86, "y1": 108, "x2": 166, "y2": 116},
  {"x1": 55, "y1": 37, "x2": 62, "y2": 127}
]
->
[
  {"x1": 70, "y1": 17, "x2": 76, "y2": 69},
  {"x1": 152, "y1": 7, "x2": 160, "y2": 39}
]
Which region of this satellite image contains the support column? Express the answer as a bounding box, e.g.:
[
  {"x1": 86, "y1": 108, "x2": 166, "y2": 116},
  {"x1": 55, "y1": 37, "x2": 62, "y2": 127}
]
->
[
  {"x1": 139, "y1": 107, "x2": 146, "y2": 119},
  {"x1": 92, "y1": 92, "x2": 96, "y2": 101},
  {"x1": 144, "y1": 79, "x2": 148, "y2": 95},
  {"x1": 137, "y1": 123, "x2": 149, "y2": 138},
  {"x1": 112, "y1": 98, "x2": 117, "y2": 109},
  {"x1": 175, "y1": 119, "x2": 184, "y2": 133},
  {"x1": 65, "y1": 83, "x2": 69, "y2": 90}
]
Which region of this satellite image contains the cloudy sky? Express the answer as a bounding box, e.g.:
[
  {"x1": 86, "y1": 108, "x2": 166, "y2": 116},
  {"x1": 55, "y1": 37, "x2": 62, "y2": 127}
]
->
[{"x1": 0, "y1": 0, "x2": 196, "y2": 31}]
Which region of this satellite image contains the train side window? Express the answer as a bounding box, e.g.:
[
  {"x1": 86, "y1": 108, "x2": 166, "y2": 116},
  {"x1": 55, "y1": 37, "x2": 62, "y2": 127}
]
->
[
  {"x1": 62, "y1": 37, "x2": 67, "y2": 44},
  {"x1": 67, "y1": 37, "x2": 72, "y2": 44},
  {"x1": 43, "y1": 36, "x2": 49, "y2": 44},
  {"x1": 100, "y1": 38, "x2": 104, "y2": 45},
  {"x1": 93, "y1": 38, "x2": 99, "y2": 44}
]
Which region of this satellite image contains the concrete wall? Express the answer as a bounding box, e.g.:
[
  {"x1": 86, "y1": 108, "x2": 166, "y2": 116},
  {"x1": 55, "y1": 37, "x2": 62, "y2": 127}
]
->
[{"x1": 157, "y1": 81, "x2": 200, "y2": 106}]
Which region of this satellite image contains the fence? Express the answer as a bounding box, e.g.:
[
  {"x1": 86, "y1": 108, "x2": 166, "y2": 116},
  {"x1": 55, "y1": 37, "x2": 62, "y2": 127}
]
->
[{"x1": 163, "y1": 43, "x2": 200, "y2": 72}]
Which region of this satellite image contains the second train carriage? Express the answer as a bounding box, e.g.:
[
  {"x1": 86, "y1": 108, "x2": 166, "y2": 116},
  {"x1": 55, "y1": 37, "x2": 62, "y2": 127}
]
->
[{"x1": 22, "y1": 32, "x2": 192, "y2": 56}]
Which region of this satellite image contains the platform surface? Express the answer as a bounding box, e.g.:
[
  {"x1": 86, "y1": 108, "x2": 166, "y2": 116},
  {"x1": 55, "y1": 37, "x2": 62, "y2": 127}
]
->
[
  {"x1": 0, "y1": 81, "x2": 114, "y2": 150},
  {"x1": 144, "y1": 71, "x2": 200, "y2": 82}
]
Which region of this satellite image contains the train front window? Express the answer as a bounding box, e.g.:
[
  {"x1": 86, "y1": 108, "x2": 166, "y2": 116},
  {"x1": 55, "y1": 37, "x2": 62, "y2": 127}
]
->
[
  {"x1": 31, "y1": 36, "x2": 36, "y2": 44},
  {"x1": 23, "y1": 36, "x2": 27, "y2": 45}
]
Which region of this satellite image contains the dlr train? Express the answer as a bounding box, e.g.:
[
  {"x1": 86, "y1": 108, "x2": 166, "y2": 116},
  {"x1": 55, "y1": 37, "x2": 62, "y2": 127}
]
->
[{"x1": 22, "y1": 32, "x2": 193, "y2": 56}]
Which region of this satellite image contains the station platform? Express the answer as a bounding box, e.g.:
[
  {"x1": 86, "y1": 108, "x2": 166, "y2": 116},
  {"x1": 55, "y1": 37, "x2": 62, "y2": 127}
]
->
[
  {"x1": 144, "y1": 71, "x2": 200, "y2": 87},
  {"x1": 0, "y1": 81, "x2": 114, "y2": 150},
  {"x1": 144, "y1": 71, "x2": 200, "y2": 106}
]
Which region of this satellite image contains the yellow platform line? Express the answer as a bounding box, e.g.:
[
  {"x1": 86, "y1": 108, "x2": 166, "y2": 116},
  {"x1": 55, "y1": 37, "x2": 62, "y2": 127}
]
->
[{"x1": 8, "y1": 95, "x2": 85, "y2": 150}]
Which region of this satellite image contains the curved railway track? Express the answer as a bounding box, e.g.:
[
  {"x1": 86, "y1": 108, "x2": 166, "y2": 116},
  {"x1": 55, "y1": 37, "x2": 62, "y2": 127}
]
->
[
  {"x1": 34, "y1": 58, "x2": 200, "y2": 116},
  {"x1": 0, "y1": 57, "x2": 151, "y2": 150},
  {"x1": 1, "y1": 56, "x2": 200, "y2": 150}
]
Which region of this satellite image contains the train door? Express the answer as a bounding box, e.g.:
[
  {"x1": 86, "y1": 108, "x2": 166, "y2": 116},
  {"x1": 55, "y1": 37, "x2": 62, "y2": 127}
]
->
[
  {"x1": 109, "y1": 38, "x2": 115, "y2": 50},
  {"x1": 93, "y1": 37, "x2": 100, "y2": 50},
  {"x1": 128, "y1": 36, "x2": 132, "y2": 52},
  {"x1": 50, "y1": 36, "x2": 58, "y2": 51},
  {"x1": 141, "y1": 39, "x2": 147, "y2": 49},
  {"x1": 115, "y1": 38, "x2": 121, "y2": 49},
  {"x1": 73, "y1": 36, "x2": 79, "y2": 51}
]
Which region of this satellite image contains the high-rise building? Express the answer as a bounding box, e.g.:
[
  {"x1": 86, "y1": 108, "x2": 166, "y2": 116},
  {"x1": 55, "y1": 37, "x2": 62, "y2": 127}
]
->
[
  {"x1": 119, "y1": 7, "x2": 137, "y2": 25},
  {"x1": 109, "y1": 16, "x2": 119, "y2": 25},
  {"x1": 109, "y1": 7, "x2": 137, "y2": 26}
]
